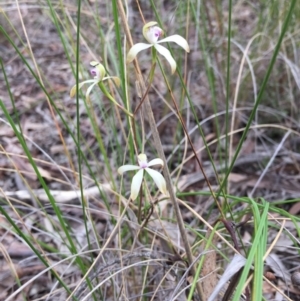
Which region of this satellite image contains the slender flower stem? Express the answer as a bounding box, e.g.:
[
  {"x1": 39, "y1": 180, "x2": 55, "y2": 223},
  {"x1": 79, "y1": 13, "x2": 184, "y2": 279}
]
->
[
  {"x1": 157, "y1": 58, "x2": 224, "y2": 217},
  {"x1": 117, "y1": 1, "x2": 204, "y2": 300},
  {"x1": 133, "y1": 48, "x2": 157, "y2": 115},
  {"x1": 133, "y1": 61, "x2": 156, "y2": 115},
  {"x1": 149, "y1": 47, "x2": 157, "y2": 82},
  {"x1": 98, "y1": 82, "x2": 133, "y2": 117},
  {"x1": 137, "y1": 187, "x2": 143, "y2": 223}
]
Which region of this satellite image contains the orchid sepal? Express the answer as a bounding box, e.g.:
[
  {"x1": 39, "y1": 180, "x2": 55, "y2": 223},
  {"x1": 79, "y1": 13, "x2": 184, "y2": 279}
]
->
[
  {"x1": 118, "y1": 165, "x2": 141, "y2": 174},
  {"x1": 130, "y1": 169, "x2": 144, "y2": 200},
  {"x1": 70, "y1": 80, "x2": 97, "y2": 98},
  {"x1": 154, "y1": 44, "x2": 177, "y2": 74},
  {"x1": 127, "y1": 43, "x2": 153, "y2": 64},
  {"x1": 145, "y1": 168, "x2": 167, "y2": 195}
]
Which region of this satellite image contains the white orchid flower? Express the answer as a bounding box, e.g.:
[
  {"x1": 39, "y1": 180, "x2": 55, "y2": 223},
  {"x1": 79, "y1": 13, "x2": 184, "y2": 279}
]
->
[
  {"x1": 127, "y1": 21, "x2": 190, "y2": 74},
  {"x1": 118, "y1": 153, "x2": 167, "y2": 201},
  {"x1": 70, "y1": 61, "x2": 120, "y2": 100},
  {"x1": 70, "y1": 61, "x2": 133, "y2": 116}
]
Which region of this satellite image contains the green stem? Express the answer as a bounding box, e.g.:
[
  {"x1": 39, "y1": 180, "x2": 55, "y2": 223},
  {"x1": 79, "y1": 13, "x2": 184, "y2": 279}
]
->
[
  {"x1": 133, "y1": 61, "x2": 156, "y2": 115},
  {"x1": 149, "y1": 47, "x2": 157, "y2": 82},
  {"x1": 98, "y1": 82, "x2": 133, "y2": 117},
  {"x1": 133, "y1": 48, "x2": 157, "y2": 115}
]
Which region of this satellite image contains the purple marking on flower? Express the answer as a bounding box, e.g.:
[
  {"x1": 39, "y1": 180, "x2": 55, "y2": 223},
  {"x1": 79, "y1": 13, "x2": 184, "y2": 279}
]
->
[
  {"x1": 90, "y1": 68, "x2": 97, "y2": 77},
  {"x1": 151, "y1": 26, "x2": 163, "y2": 41},
  {"x1": 144, "y1": 26, "x2": 163, "y2": 44},
  {"x1": 153, "y1": 27, "x2": 162, "y2": 38},
  {"x1": 138, "y1": 161, "x2": 148, "y2": 169}
]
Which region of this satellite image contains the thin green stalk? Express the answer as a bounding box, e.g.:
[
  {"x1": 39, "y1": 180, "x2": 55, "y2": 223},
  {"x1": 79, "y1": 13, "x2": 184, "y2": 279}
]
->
[
  {"x1": 0, "y1": 28, "x2": 110, "y2": 211},
  {"x1": 98, "y1": 82, "x2": 133, "y2": 117},
  {"x1": 225, "y1": 0, "x2": 233, "y2": 192},
  {"x1": 187, "y1": 226, "x2": 218, "y2": 301},
  {"x1": 111, "y1": 0, "x2": 136, "y2": 163},
  {"x1": 232, "y1": 200, "x2": 269, "y2": 301},
  {"x1": 116, "y1": 1, "x2": 204, "y2": 299},
  {"x1": 45, "y1": 0, "x2": 76, "y2": 78},
  {"x1": 156, "y1": 57, "x2": 226, "y2": 220},
  {"x1": 217, "y1": 0, "x2": 297, "y2": 198},
  {"x1": 152, "y1": 6, "x2": 228, "y2": 209},
  {"x1": 191, "y1": 1, "x2": 221, "y2": 151},
  {"x1": 1, "y1": 58, "x2": 22, "y2": 135},
  {"x1": 0, "y1": 203, "x2": 76, "y2": 299},
  {"x1": 0, "y1": 98, "x2": 77, "y2": 299},
  {"x1": 252, "y1": 199, "x2": 267, "y2": 301},
  {"x1": 0, "y1": 25, "x2": 109, "y2": 290},
  {"x1": 46, "y1": 0, "x2": 117, "y2": 206},
  {"x1": 74, "y1": 4, "x2": 99, "y2": 298}
]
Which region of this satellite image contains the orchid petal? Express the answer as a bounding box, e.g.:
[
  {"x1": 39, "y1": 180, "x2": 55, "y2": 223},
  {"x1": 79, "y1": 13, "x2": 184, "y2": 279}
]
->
[
  {"x1": 147, "y1": 158, "x2": 164, "y2": 167},
  {"x1": 130, "y1": 169, "x2": 144, "y2": 200},
  {"x1": 85, "y1": 80, "x2": 100, "y2": 101},
  {"x1": 154, "y1": 44, "x2": 177, "y2": 74},
  {"x1": 118, "y1": 165, "x2": 140, "y2": 175},
  {"x1": 127, "y1": 43, "x2": 153, "y2": 63},
  {"x1": 158, "y1": 35, "x2": 190, "y2": 52},
  {"x1": 70, "y1": 80, "x2": 97, "y2": 97},
  {"x1": 102, "y1": 76, "x2": 121, "y2": 87},
  {"x1": 145, "y1": 168, "x2": 167, "y2": 195}
]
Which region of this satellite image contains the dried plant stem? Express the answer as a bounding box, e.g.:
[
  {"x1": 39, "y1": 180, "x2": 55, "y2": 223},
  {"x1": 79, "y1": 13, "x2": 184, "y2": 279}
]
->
[{"x1": 116, "y1": 1, "x2": 204, "y2": 300}]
